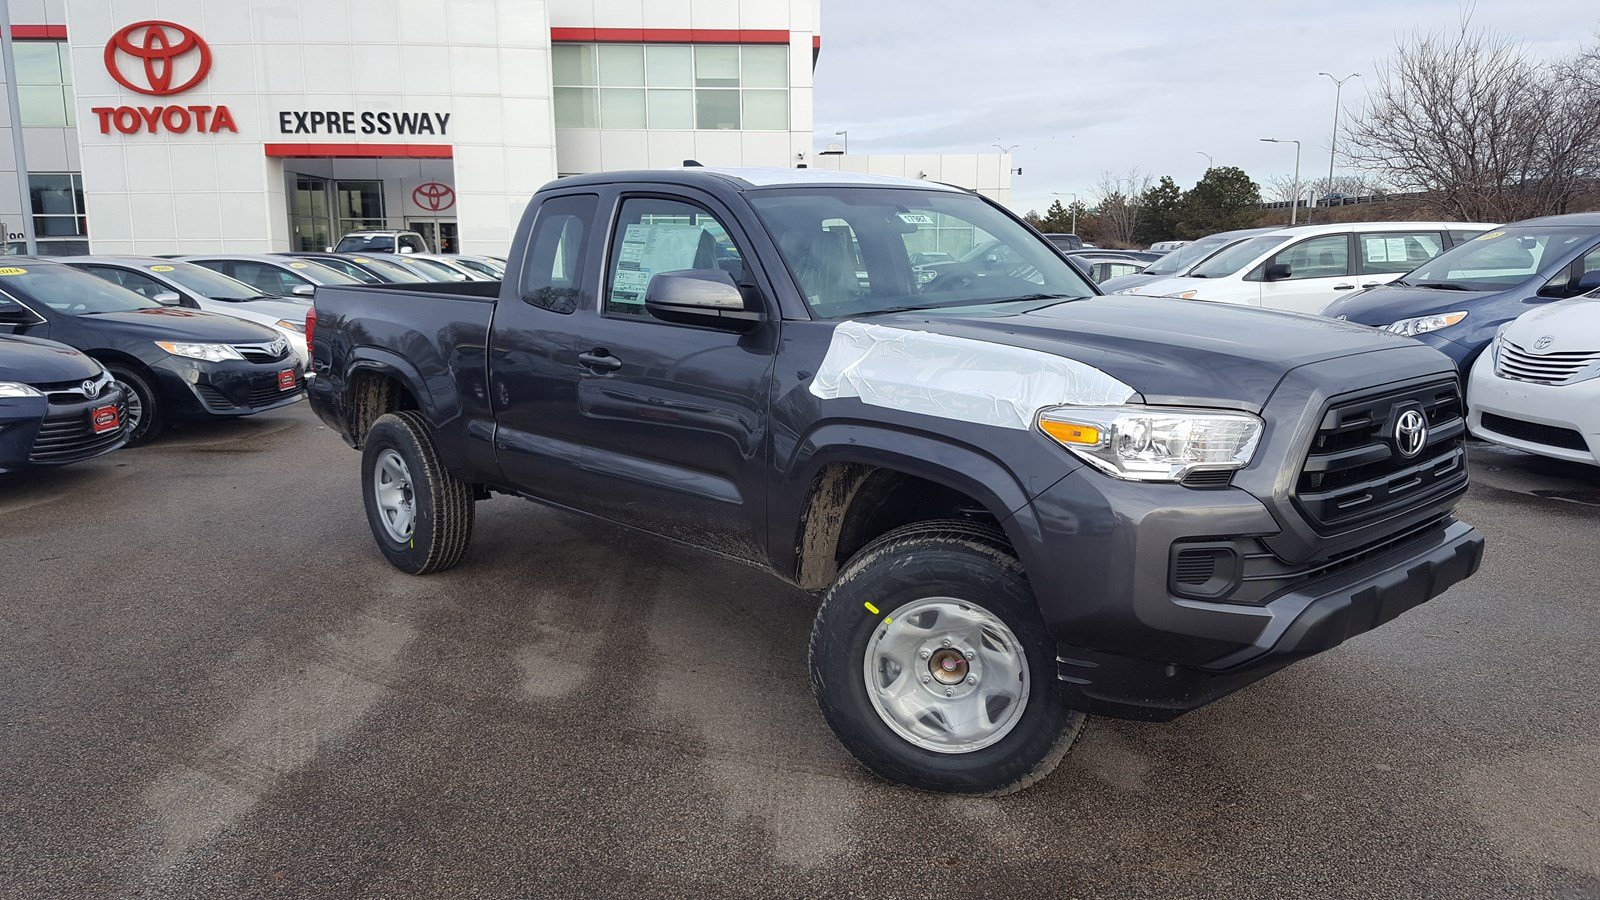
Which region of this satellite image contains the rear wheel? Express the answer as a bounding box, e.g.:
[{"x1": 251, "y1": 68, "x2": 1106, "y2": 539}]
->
[
  {"x1": 809, "y1": 520, "x2": 1085, "y2": 795},
  {"x1": 360, "y1": 411, "x2": 475, "y2": 574},
  {"x1": 105, "y1": 364, "x2": 162, "y2": 446}
]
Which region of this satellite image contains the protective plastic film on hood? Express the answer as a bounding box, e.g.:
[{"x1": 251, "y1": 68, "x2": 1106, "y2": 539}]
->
[{"x1": 809, "y1": 321, "x2": 1136, "y2": 430}]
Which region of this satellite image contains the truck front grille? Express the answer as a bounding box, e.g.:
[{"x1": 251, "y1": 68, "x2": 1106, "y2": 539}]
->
[{"x1": 1294, "y1": 379, "x2": 1467, "y2": 532}]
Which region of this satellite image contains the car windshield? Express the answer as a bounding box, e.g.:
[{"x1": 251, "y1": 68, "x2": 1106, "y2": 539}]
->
[
  {"x1": 1187, "y1": 235, "x2": 1285, "y2": 278},
  {"x1": 402, "y1": 257, "x2": 470, "y2": 281},
  {"x1": 453, "y1": 257, "x2": 504, "y2": 278},
  {"x1": 1401, "y1": 226, "x2": 1595, "y2": 290},
  {"x1": 335, "y1": 234, "x2": 395, "y2": 252},
  {"x1": 1, "y1": 264, "x2": 161, "y2": 314},
  {"x1": 748, "y1": 187, "x2": 1096, "y2": 319},
  {"x1": 1144, "y1": 235, "x2": 1236, "y2": 276},
  {"x1": 156, "y1": 261, "x2": 265, "y2": 300},
  {"x1": 285, "y1": 260, "x2": 362, "y2": 285},
  {"x1": 353, "y1": 256, "x2": 428, "y2": 283}
]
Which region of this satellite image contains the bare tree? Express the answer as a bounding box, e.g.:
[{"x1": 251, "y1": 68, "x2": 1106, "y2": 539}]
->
[
  {"x1": 1091, "y1": 168, "x2": 1151, "y2": 248},
  {"x1": 1345, "y1": 19, "x2": 1600, "y2": 221}
]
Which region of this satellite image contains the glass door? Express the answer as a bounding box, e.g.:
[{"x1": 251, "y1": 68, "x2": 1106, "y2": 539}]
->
[{"x1": 290, "y1": 175, "x2": 331, "y2": 251}]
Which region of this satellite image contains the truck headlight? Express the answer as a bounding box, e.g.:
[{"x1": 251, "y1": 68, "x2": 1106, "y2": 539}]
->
[
  {"x1": 0, "y1": 381, "x2": 43, "y2": 398},
  {"x1": 1037, "y1": 405, "x2": 1263, "y2": 482},
  {"x1": 1383, "y1": 311, "x2": 1466, "y2": 337},
  {"x1": 154, "y1": 341, "x2": 244, "y2": 362}
]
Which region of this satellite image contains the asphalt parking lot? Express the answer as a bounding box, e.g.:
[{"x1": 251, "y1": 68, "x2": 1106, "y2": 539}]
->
[{"x1": 2, "y1": 403, "x2": 1597, "y2": 899}]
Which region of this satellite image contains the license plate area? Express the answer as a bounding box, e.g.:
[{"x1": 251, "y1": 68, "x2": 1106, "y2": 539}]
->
[
  {"x1": 90, "y1": 404, "x2": 120, "y2": 435},
  {"x1": 278, "y1": 369, "x2": 297, "y2": 391}
]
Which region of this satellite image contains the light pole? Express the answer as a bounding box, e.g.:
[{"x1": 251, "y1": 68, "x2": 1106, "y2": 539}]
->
[
  {"x1": 1318, "y1": 72, "x2": 1359, "y2": 209},
  {"x1": 1052, "y1": 192, "x2": 1078, "y2": 235},
  {"x1": 994, "y1": 142, "x2": 1020, "y2": 156},
  {"x1": 1196, "y1": 150, "x2": 1213, "y2": 169},
  {"x1": 834, "y1": 130, "x2": 848, "y2": 154},
  {"x1": 1261, "y1": 138, "x2": 1301, "y2": 225}
]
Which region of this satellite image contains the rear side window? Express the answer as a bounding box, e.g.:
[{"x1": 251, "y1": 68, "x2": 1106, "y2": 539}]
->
[
  {"x1": 520, "y1": 194, "x2": 598, "y2": 314},
  {"x1": 1358, "y1": 231, "x2": 1444, "y2": 275}
]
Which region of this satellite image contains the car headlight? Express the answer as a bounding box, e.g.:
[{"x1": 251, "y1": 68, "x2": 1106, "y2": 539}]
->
[
  {"x1": 1382, "y1": 311, "x2": 1467, "y2": 337},
  {"x1": 154, "y1": 341, "x2": 244, "y2": 362},
  {"x1": 1165, "y1": 290, "x2": 1198, "y2": 300},
  {"x1": 1036, "y1": 405, "x2": 1264, "y2": 482},
  {"x1": 0, "y1": 381, "x2": 43, "y2": 398},
  {"x1": 274, "y1": 318, "x2": 306, "y2": 334}
]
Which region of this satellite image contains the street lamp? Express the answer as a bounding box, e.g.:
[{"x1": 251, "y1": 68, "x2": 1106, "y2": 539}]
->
[
  {"x1": 994, "y1": 143, "x2": 1020, "y2": 155},
  {"x1": 1197, "y1": 150, "x2": 1213, "y2": 169},
  {"x1": 834, "y1": 130, "x2": 848, "y2": 154},
  {"x1": 1052, "y1": 192, "x2": 1078, "y2": 235},
  {"x1": 1261, "y1": 138, "x2": 1302, "y2": 225},
  {"x1": 1318, "y1": 72, "x2": 1360, "y2": 209}
]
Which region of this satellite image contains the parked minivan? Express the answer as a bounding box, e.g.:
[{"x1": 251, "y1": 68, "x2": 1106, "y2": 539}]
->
[{"x1": 1127, "y1": 221, "x2": 1494, "y2": 314}]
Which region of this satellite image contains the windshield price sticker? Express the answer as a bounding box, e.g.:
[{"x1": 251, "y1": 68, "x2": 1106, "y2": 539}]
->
[
  {"x1": 149, "y1": 265, "x2": 175, "y2": 272},
  {"x1": 1476, "y1": 231, "x2": 1505, "y2": 240},
  {"x1": 898, "y1": 213, "x2": 934, "y2": 225},
  {"x1": 289, "y1": 262, "x2": 310, "y2": 269},
  {"x1": 0, "y1": 266, "x2": 26, "y2": 275}
]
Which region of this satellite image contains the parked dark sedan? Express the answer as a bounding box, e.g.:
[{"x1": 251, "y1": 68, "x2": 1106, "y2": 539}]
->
[
  {"x1": 0, "y1": 333, "x2": 127, "y2": 473},
  {"x1": 1324, "y1": 214, "x2": 1600, "y2": 376},
  {"x1": 0, "y1": 260, "x2": 304, "y2": 444}
]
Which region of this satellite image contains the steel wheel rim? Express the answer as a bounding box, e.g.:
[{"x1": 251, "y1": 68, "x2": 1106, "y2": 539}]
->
[
  {"x1": 114, "y1": 380, "x2": 142, "y2": 430},
  {"x1": 372, "y1": 449, "x2": 416, "y2": 543},
  {"x1": 862, "y1": 597, "x2": 1031, "y2": 754}
]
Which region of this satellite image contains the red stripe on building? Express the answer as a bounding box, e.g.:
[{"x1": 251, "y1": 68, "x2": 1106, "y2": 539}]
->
[
  {"x1": 263, "y1": 143, "x2": 453, "y2": 159},
  {"x1": 550, "y1": 27, "x2": 791, "y2": 44},
  {"x1": 10, "y1": 25, "x2": 68, "y2": 39},
  {"x1": 812, "y1": 35, "x2": 821, "y2": 49}
]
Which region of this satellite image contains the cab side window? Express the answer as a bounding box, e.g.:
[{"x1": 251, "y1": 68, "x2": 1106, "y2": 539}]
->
[
  {"x1": 401, "y1": 234, "x2": 427, "y2": 253},
  {"x1": 604, "y1": 196, "x2": 745, "y2": 319},
  {"x1": 1269, "y1": 234, "x2": 1349, "y2": 280},
  {"x1": 520, "y1": 194, "x2": 597, "y2": 314},
  {"x1": 231, "y1": 262, "x2": 301, "y2": 297},
  {"x1": 1358, "y1": 231, "x2": 1445, "y2": 275}
]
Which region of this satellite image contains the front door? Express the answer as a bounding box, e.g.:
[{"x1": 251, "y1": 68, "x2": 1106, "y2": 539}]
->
[
  {"x1": 490, "y1": 188, "x2": 778, "y2": 561},
  {"x1": 1257, "y1": 232, "x2": 1354, "y2": 314}
]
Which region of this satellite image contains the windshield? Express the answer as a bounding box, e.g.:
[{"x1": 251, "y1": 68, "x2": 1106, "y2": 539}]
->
[
  {"x1": 453, "y1": 257, "x2": 504, "y2": 278},
  {"x1": 353, "y1": 256, "x2": 428, "y2": 283},
  {"x1": 335, "y1": 234, "x2": 395, "y2": 252},
  {"x1": 1402, "y1": 227, "x2": 1594, "y2": 290},
  {"x1": 0, "y1": 264, "x2": 161, "y2": 314},
  {"x1": 285, "y1": 260, "x2": 362, "y2": 285},
  {"x1": 156, "y1": 261, "x2": 264, "y2": 300},
  {"x1": 402, "y1": 257, "x2": 471, "y2": 282},
  {"x1": 1187, "y1": 235, "x2": 1285, "y2": 278},
  {"x1": 1144, "y1": 234, "x2": 1235, "y2": 276},
  {"x1": 748, "y1": 188, "x2": 1096, "y2": 319}
]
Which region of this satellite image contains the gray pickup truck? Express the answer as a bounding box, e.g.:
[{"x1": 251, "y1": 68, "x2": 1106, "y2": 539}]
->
[{"x1": 308, "y1": 167, "x2": 1483, "y2": 795}]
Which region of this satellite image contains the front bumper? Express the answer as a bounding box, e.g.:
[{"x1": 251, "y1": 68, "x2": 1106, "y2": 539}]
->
[
  {"x1": 1050, "y1": 518, "x2": 1482, "y2": 720},
  {"x1": 0, "y1": 387, "x2": 128, "y2": 474},
  {"x1": 1467, "y1": 357, "x2": 1600, "y2": 466},
  {"x1": 152, "y1": 355, "x2": 306, "y2": 420}
]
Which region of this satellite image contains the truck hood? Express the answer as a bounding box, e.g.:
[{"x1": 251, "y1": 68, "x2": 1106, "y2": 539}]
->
[
  {"x1": 873, "y1": 296, "x2": 1424, "y2": 410},
  {"x1": 0, "y1": 334, "x2": 101, "y2": 383},
  {"x1": 80, "y1": 307, "x2": 281, "y2": 342}
]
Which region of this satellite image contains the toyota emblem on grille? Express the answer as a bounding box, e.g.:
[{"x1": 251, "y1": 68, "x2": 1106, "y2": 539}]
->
[
  {"x1": 269, "y1": 338, "x2": 287, "y2": 355},
  {"x1": 1532, "y1": 335, "x2": 1555, "y2": 351},
  {"x1": 1393, "y1": 409, "x2": 1428, "y2": 458},
  {"x1": 82, "y1": 379, "x2": 100, "y2": 398}
]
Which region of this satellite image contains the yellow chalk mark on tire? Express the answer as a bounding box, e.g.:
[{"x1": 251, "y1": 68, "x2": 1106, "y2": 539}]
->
[{"x1": 863, "y1": 601, "x2": 880, "y2": 615}]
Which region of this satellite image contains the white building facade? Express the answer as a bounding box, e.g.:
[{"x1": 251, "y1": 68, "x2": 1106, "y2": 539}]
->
[{"x1": 0, "y1": 0, "x2": 821, "y2": 256}]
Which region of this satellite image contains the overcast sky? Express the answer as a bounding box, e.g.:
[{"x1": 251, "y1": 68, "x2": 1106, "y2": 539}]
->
[{"x1": 811, "y1": 0, "x2": 1594, "y2": 214}]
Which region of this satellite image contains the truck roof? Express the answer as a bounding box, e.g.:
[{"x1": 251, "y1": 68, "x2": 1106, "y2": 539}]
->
[{"x1": 546, "y1": 166, "x2": 966, "y2": 193}]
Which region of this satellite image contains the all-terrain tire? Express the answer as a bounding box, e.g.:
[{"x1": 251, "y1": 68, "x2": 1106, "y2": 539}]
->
[
  {"x1": 360, "y1": 411, "x2": 475, "y2": 574},
  {"x1": 809, "y1": 519, "x2": 1085, "y2": 795}
]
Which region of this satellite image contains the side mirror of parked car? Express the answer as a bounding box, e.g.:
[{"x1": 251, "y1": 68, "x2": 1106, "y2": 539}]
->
[
  {"x1": 153, "y1": 291, "x2": 183, "y2": 306},
  {"x1": 644, "y1": 269, "x2": 764, "y2": 332},
  {"x1": 292, "y1": 284, "x2": 316, "y2": 297},
  {"x1": 1263, "y1": 263, "x2": 1293, "y2": 282}
]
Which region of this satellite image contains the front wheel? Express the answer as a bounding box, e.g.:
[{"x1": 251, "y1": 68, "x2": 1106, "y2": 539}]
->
[
  {"x1": 808, "y1": 520, "x2": 1084, "y2": 795},
  {"x1": 105, "y1": 364, "x2": 162, "y2": 446},
  {"x1": 360, "y1": 411, "x2": 475, "y2": 574}
]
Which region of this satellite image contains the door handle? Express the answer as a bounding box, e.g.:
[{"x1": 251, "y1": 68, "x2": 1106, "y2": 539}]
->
[
  {"x1": 1333, "y1": 283, "x2": 1355, "y2": 291},
  {"x1": 578, "y1": 349, "x2": 622, "y2": 372},
  {"x1": 1360, "y1": 282, "x2": 1381, "y2": 288}
]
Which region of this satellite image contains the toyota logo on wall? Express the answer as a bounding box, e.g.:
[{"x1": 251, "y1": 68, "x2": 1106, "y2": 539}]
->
[
  {"x1": 104, "y1": 21, "x2": 212, "y2": 96},
  {"x1": 412, "y1": 182, "x2": 455, "y2": 212}
]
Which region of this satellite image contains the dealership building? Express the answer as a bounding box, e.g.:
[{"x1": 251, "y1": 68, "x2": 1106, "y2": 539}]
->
[{"x1": 0, "y1": 0, "x2": 844, "y2": 257}]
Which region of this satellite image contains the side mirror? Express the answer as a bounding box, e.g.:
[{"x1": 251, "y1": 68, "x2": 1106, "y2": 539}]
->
[
  {"x1": 292, "y1": 284, "x2": 316, "y2": 297},
  {"x1": 1263, "y1": 262, "x2": 1292, "y2": 282},
  {"x1": 399, "y1": 246, "x2": 414, "y2": 254},
  {"x1": 644, "y1": 269, "x2": 763, "y2": 331},
  {"x1": 324, "y1": 246, "x2": 334, "y2": 252},
  {"x1": 153, "y1": 291, "x2": 182, "y2": 306}
]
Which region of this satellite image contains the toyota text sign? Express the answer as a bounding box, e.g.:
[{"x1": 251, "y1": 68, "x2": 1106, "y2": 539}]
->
[{"x1": 91, "y1": 21, "x2": 238, "y2": 135}]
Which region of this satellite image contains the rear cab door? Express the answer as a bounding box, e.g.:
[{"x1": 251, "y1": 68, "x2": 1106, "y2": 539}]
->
[{"x1": 488, "y1": 182, "x2": 781, "y2": 562}]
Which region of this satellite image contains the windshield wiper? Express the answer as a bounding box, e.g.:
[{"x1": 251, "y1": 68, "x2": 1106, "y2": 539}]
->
[
  {"x1": 1390, "y1": 279, "x2": 1409, "y2": 286},
  {"x1": 1417, "y1": 281, "x2": 1471, "y2": 291}
]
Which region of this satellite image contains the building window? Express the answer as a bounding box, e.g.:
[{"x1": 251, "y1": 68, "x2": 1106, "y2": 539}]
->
[
  {"x1": 553, "y1": 43, "x2": 788, "y2": 131},
  {"x1": 335, "y1": 180, "x2": 386, "y2": 237},
  {"x1": 14, "y1": 41, "x2": 74, "y2": 127},
  {"x1": 29, "y1": 173, "x2": 86, "y2": 237}
]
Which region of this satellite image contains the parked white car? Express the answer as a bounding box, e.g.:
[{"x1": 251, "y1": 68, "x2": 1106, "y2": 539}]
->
[
  {"x1": 1468, "y1": 295, "x2": 1600, "y2": 466},
  {"x1": 1127, "y1": 221, "x2": 1494, "y2": 314}
]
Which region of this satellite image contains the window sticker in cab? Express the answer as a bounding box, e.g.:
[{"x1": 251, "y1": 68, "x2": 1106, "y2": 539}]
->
[{"x1": 810, "y1": 321, "x2": 1136, "y2": 430}]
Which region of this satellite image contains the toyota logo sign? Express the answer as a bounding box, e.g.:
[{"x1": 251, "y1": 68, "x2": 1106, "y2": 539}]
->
[
  {"x1": 412, "y1": 182, "x2": 455, "y2": 212},
  {"x1": 104, "y1": 21, "x2": 212, "y2": 96}
]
